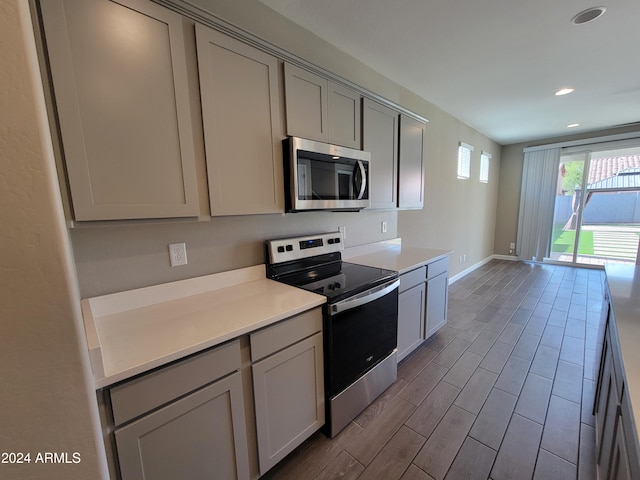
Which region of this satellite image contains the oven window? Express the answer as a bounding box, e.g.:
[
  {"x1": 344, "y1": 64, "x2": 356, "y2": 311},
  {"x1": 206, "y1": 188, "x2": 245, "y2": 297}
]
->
[{"x1": 325, "y1": 289, "x2": 398, "y2": 397}]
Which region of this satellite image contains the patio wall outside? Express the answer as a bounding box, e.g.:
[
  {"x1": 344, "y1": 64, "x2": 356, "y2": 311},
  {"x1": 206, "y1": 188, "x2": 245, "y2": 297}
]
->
[{"x1": 554, "y1": 192, "x2": 640, "y2": 225}]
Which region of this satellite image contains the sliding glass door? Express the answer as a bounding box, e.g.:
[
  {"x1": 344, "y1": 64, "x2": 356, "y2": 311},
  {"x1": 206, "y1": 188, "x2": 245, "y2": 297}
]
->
[{"x1": 549, "y1": 144, "x2": 640, "y2": 266}]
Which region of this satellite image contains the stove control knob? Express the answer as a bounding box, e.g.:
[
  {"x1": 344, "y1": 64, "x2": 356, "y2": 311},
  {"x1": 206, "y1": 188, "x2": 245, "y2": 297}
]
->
[
  {"x1": 333, "y1": 282, "x2": 341, "y2": 289},
  {"x1": 328, "y1": 238, "x2": 334, "y2": 244},
  {"x1": 277, "y1": 246, "x2": 285, "y2": 253},
  {"x1": 285, "y1": 244, "x2": 293, "y2": 251},
  {"x1": 328, "y1": 283, "x2": 335, "y2": 291}
]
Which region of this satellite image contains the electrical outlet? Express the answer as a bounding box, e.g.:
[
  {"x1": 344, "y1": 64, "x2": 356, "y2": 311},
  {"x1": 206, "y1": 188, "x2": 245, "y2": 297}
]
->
[
  {"x1": 510, "y1": 242, "x2": 516, "y2": 249},
  {"x1": 169, "y1": 242, "x2": 187, "y2": 267},
  {"x1": 381, "y1": 221, "x2": 388, "y2": 233},
  {"x1": 463, "y1": 254, "x2": 467, "y2": 263}
]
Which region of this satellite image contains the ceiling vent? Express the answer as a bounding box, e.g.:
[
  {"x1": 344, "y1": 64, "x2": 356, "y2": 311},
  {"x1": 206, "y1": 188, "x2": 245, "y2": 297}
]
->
[{"x1": 572, "y1": 7, "x2": 607, "y2": 25}]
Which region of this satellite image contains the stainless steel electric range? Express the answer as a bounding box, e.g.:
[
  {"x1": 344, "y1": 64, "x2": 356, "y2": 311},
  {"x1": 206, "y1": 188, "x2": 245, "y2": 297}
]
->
[{"x1": 266, "y1": 232, "x2": 399, "y2": 437}]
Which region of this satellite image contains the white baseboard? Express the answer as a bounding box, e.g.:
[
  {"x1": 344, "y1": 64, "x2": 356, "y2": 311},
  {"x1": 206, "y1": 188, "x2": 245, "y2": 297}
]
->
[
  {"x1": 449, "y1": 254, "x2": 520, "y2": 284},
  {"x1": 492, "y1": 254, "x2": 520, "y2": 261}
]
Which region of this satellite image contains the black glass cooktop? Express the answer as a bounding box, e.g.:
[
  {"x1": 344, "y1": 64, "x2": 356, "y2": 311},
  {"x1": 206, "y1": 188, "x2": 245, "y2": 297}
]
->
[{"x1": 273, "y1": 258, "x2": 398, "y2": 303}]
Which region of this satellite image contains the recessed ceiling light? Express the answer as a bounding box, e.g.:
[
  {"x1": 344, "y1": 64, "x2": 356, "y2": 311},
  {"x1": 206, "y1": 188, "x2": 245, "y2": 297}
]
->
[
  {"x1": 572, "y1": 7, "x2": 607, "y2": 25},
  {"x1": 567, "y1": 123, "x2": 580, "y2": 128},
  {"x1": 555, "y1": 88, "x2": 575, "y2": 96}
]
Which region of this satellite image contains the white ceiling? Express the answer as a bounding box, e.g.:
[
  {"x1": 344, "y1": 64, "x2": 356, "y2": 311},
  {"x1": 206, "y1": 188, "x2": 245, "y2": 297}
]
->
[{"x1": 259, "y1": 0, "x2": 640, "y2": 145}]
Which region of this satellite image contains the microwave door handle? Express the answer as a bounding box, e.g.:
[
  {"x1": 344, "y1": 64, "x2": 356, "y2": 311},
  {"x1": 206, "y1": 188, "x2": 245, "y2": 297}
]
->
[{"x1": 355, "y1": 160, "x2": 367, "y2": 200}]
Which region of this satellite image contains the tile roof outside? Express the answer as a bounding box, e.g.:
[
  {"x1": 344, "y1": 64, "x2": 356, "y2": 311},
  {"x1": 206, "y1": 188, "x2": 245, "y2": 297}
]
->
[{"x1": 587, "y1": 155, "x2": 640, "y2": 184}]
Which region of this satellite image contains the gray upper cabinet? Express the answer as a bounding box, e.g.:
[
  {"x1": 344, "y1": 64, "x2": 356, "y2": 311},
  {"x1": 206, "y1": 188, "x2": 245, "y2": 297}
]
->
[
  {"x1": 284, "y1": 63, "x2": 328, "y2": 142},
  {"x1": 362, "y1": 98, "x2": 399, "y2": 209},
  {"x1": 284, "y1": 63, "x2": 361, "y2": 148},
  {"x1": 196, "y1": 24, "x2": 285, "y2": 215},
  {"x1": 398, "y1": 114, "x2": 427, "y2": 209},
  {"x1": 40, "y1": 0, "x2": 199, "y2": 221},
  {"x1": 328, "y1": 82, "x2": 361, "y2": 149}
]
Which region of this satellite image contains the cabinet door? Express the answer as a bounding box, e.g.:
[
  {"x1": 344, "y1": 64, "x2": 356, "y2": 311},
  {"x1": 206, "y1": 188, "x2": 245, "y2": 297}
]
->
[
  {"x1": 363, "y1": 98, "x2": 399, "y2": 209},
  {"x1": 398, "y1": 283, "x2": 425, "y2": 361},
  {"x1": 597, "y1": 331, "x2": 619, "y2": 480},
  {"x1": 328, "y1": 82, "x2": 361, "y2": 148},
  {"x1": 196, "y1": 25, "x2": 284, "y2": 215},
  {"x1": 398, "y1": 114, "x2": 426, "y2": 209},
  {"x1": 252, "y1": 332, "x2": 324, "y2": 475},
  {"x1": 426, "y1": 272, "x2": 448, "y2": 339},
  {"x1": 284, "y1": 63, "x2": 328, "y2": 142},
  {"x1": 609, "y1": 418, "x2": 633, "y2": 480},
  {"x1": 40, "y1": 0, "x2": 199, "y2": 221},
  {"x1": 115, "y1": 372, "x2": 249, "y2": 480}
]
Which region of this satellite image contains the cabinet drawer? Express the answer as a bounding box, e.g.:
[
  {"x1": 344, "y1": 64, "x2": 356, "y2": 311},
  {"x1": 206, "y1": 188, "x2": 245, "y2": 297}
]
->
[
  {"x1": 400, "y1": 266, "x2": 426, "y2": 293},
  {"x1": 251, "y1": 308, "x2": 322, "y2": 363},
  {"x1": 110, "y1": 340, "x2": 241, "y2": 426},
  {"x1": 427, "y1": 257, "x2": 449, "y2": 280}
]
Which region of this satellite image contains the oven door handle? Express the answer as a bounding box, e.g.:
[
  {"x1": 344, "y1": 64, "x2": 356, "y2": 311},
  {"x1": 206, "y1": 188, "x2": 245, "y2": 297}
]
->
[{"x1": 329, "y1": 279, "x2": 399, "y2": 316}]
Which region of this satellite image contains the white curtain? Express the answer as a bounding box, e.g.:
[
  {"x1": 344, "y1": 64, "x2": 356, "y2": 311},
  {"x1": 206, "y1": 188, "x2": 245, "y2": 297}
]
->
[{"x1": 516, "y1": 147, "x2": 561, "y2": 261}]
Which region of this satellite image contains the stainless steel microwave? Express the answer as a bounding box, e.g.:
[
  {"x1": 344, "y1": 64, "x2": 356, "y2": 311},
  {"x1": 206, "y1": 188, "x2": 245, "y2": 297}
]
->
[{"x1": 284, "y1": 137, "x2": 371, "y2": 212}]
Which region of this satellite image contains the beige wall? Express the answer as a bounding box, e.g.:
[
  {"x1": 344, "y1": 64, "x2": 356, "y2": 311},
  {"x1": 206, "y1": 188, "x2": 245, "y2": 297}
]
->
[
  {"x1": 398, "y1": 104, "x2": 501, "y2": 276},
  {"x1": 69, "y1": 0, "x2": 502, "y2": 297},
  {"x1": 72, "y1": 210, "x2": 398, "y2": 297},
  {"x1": 494, "y1": 124, "x2": 640, "y2": 256},
  {"x1": 0, "y1": 1, "x2": 105, "y2": 478}
]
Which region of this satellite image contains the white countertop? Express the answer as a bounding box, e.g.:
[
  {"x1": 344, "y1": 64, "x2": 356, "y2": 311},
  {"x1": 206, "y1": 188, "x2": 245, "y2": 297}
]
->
[
  {"x1": 605, "y1": 264, "x2": 640, "y2": 435},
  {"x1": 81, "y1": 265, "x2": 325, "y2": 388},
  {"x1": 344, "y1": 239, "x2": 451, "y2": 273}
]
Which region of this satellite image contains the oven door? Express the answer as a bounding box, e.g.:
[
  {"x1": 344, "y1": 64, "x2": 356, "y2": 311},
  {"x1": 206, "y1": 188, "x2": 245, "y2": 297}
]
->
[{"x1": 324, "y1": 279, "x2": 399, "y2": 397}]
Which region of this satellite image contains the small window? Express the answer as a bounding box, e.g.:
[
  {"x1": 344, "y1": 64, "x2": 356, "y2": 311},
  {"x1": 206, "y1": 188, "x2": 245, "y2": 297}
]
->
[
  {"x1": 480, "y1": 151, "x2": 491, "y2": 183},
  {"x1": 457, "y1": 142, "x2": 473, "y2": 179}
]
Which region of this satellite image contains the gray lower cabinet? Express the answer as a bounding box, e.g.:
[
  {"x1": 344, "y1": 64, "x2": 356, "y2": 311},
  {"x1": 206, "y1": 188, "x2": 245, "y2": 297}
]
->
[
  {"x1": 596, "y1": 326, "x2": 620, "y2": 478},
  {"x1": 250, "y1": 309, "x2": 325, "y2": 475},
  {"x1": 40, "y1": 0, "x2": 199, "y2": 221},
  {"x1": 611, "y1": 416, "x2": 633, "y2": 480},
  {"x1": 397, "y1": 257, "x2": 449, "y2": 361},
  {"x1": 195, "y1": 24, "x2": 285, "y2": 215},
  {"x1": 115, "y1": 373, "x2": 249, "y2": 480},
  {"x1": 398, "y1": 114, "x2": 427, "y2": 209},
  {"x1": 398, "y1": 267, "x2": 426, "y2": 362},
  {"x1": 594, "y1": 304, "x2": 640, "y2": 480},
  {"x1": 110, "y1": 340, "x2": 250, "y2": 480},
  {"x1": 362, "y1": 98, "x2": 399, "y2": 209},
  {"x1": 426, "y1": 257, "x2": 449, "y2": 338}
]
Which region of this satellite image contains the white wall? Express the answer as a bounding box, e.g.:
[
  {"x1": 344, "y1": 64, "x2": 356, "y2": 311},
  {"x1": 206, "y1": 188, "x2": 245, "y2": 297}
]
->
[{"x1": 0, "y1": 1, "x2": 105, "y2": 478}]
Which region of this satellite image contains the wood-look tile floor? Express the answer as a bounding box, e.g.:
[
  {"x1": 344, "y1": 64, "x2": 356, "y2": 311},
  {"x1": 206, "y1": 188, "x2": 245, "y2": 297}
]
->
[{"x1": 263, "y1": 260, "x2": 606, "y2": 480}]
